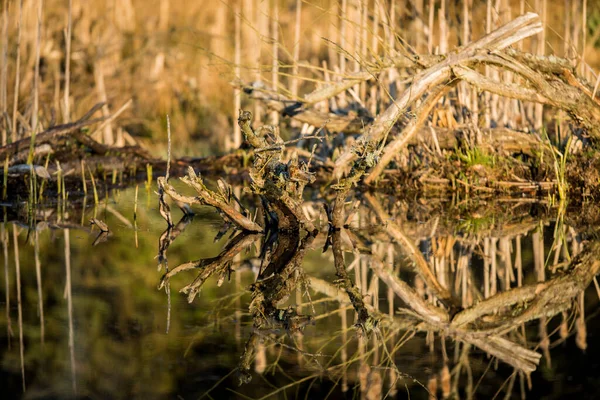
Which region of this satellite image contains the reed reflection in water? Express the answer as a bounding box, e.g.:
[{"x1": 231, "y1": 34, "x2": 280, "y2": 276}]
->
[{"x1": 1, "y1": 188, "x2": 600, "y2": 398}]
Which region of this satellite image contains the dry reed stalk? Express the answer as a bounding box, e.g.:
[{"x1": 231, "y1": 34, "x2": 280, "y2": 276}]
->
[
  {"x1": 93, "y1": 59, "x2": 114, "y2": 145},
  {"x1": 339, "y1": 0, "x2": 347, "y2": 77},
  {"x1": 0, "y1": 0, "x2": 8, "y2": 145},
  {"x1": 63, "y1": 0, "x2": 72, "y2": 123},
  {"x1": 31, "y1": 0, "x2": 43, "y2": 138},
  {"x1": 270, "y1": 0, "x2": 279, "y2": 125},
  {"x1": 368, "y1": 2, "x2": 380, "y2": 116},
  {"x1": 439, "y1": 0, "x2": 448, "y2": 54},
  {"x1": 463, "y1": 0, "x2": 471, "y2": 46},
  {"x1": 427, "y1": 0, "x2": 434, "y2": 54},
  {"x1": 459, "y1": 0, "x2": 472, "y2": 114},
  {"x1": 334, "y1": 0, "x2": 349, "y2": 108},
  {"x1": 534, "y1": 0, "x2": 546, "y2": 129},
  {"x1": 484, "y1": 0, "x2": 493, "y2": 127},
  {"x1": 415, "y1": 0, "x2": 424, "y2": 52},
  {"x1": 581, "y1": 0, "x2": 587, "y2": 76},
  {"x1": 11, "y1": 0, "x2": 23, "y2": 142},
  {"x1": 233, "y1": 3, "x2": 242, "y2": 150},
  {"x1": 247, "y1": 0, "x2": 260, "y2": 121},
  {"x1": 159, "y1": 0, "x2": 169, "y2": 32},
  {"x1": 374, "y1": 0, "x2": 390, "y2": 53},
  {"x1": 254, "y1": 0, "x2": 269, "y2": 124},
  {"x1": 563, "y1": 0, "x2": 570, "y2": 56},
  {"x1": 290, "y1": 0, "x2": 301, "y2": 97},
  {"x1": 386, "y1": 0, "x2": 396, "y2": 102},
  {"x1": 571, "y1": 1, "x2": 580, "y2": 63},
  {"x1": 358, "y1": 0, "x2": 368, "y2": 102},
  {"x1": 351, "y1": 2, "x2": 362, "y2": 98}
]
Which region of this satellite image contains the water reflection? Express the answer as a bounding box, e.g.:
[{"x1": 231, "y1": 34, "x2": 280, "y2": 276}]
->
[{"x1": 1, "y1": 189, "x2": 600, "y2": 398}]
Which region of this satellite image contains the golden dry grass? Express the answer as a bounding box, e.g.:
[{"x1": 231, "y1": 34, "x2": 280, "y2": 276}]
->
[{"x1": 0, "y1": 0, "x2": 598, "y2": 156}]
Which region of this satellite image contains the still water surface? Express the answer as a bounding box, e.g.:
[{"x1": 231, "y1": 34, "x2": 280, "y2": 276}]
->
[{"x1": 1, "y1": 186, "x2": 600, "y2": 399}]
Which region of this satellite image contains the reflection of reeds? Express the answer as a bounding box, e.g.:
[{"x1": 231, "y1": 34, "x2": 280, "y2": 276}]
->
[
  {"x1": 34, "y1": 230, "x2": 44, "y2": 345},
  {"x1": 1, "y1": 221, "x2": 11, "y2": 347},
  {"x1": 160, "y1": 187, "x2": 600, "y2": 396},
  {"x1": 12, "y1": 225, "x2": 25, "y2": 391},
  {"x1": 63, "y1": 229, "x2": 76, "y2": 393}
]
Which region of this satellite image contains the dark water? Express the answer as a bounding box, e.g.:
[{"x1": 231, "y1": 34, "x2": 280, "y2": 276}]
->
[{"x1": 1, "y1": 186, "x2": 600, "y2": 399}]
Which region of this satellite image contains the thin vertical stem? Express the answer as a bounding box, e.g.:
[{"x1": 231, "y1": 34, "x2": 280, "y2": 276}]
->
[
  {"x1": 564, "y1": 0, "x2": 571, "y2": 56},
  {"x1": 484, "y1": 0, "x2": 492, "y2": 127},
  {"x1": 34, "y1": 230, "x2": 45, "y2": 345},
  {"x1": 515, "y1": 235, "x2": 522, "y2": 287},
  {"x1": 13, "y1": 226, "x2": 25, "y2": 391},
  {"x1": 254, "y1": 0, "x2": 266, "y2": 123},
  {"x1": 0, "y1": 0, "x2": 8, "y2": 145},
  {"x1": 32, "y1": 0, "x2": 44, "y2": 136},
  {"x1": 233, "y1": 2, "x2": 242, "y2": 149},
  {"x1": 484, "y1": 238, "x2": 490, "y2": 298},
  {"x1": 427, "y1": 0, "x2": 434, "y2": 54},
  {"x1": 582, "y1": 0, "x2": 587, "y2": 76},
  {"x1": 462, "y1": 0, "x2": 470, "y2": 46},
  {"x1": 535, "y1": 0, "x2": 546, "y2": 129},
  {"x1": 359, "y1": 0, "x2": 368, "y2": 101},
  {"x1": 159, "y1": 0, "x2": 169, "y2": 31},
  {"x1": 340, "y1": 305, "x2": 348, "y2": 392},
  {"x1": 571, "y1": 0, "x2": 580, "y2": 61},
  {"x1": 369, "y1": 1, "x2": 380, "y2": 115},
  {"x1": 64, "y1": 229, "x2": 77, "y2": 393},
  {"x1": 63, "y1": 0, "x2": 72, "y2": 123},
  {"x1": 11, "y1": 0, "x2": 23, "y2": 142},
  {"x1": 290, "y1": 0, "x2": 301, "y2": 97},
  {"x1": 1, "y1": 221, "x2": 11, "y2": 347},
  {"x1": 340, "y1": 0, "x2": 347, "y2": 76},
  {"x1": 439, "y1": 0, "x2": 447, "y2": 54},
  {"x1": 490, "y1": 238, "x2": 497, "y2": 296},
  {"x1": 93, "y1": 60, "x2": 114, "y2": 145},
  {"x1": 415, "y1": 0, "x2": 424, "y2": 52},
  {"x1": 270, "y1": 0, "x2": 279, "y2": 125}
]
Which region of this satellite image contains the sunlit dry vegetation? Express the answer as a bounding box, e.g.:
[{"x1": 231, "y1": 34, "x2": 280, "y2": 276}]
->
[
  {"x1": 1, "y1": 0, "x2": 600, "y2": 204},
  {"x1": 1, "y1": 0, "x2": 600, "y2": 152},
  {"x1": 4, "y1": 1, "x2": 600, "y2": 398}
]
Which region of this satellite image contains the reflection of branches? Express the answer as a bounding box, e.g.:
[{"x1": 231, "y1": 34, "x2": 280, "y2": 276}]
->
[
  {"x1": 157, "y1": 185, "x2": 600, "y2": 395},
  {"x1": 238, "y1": 232, "x2": 316, "y2": 384},
  {"x1": 451, "y1": 239, "x2": 600, "y2": 334},
  {"x1": 331, "y1": 227, "x2": 377, "y2": 333},
  {"x1": 365, "y1": 193, "x2": 460, "y2": 310},
  {"x1": 156, "y1": 214, "x2": 195, "y2": 270},
  {"x1": 159, "y1": 232, "x2": 260, "y2": 303}
]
